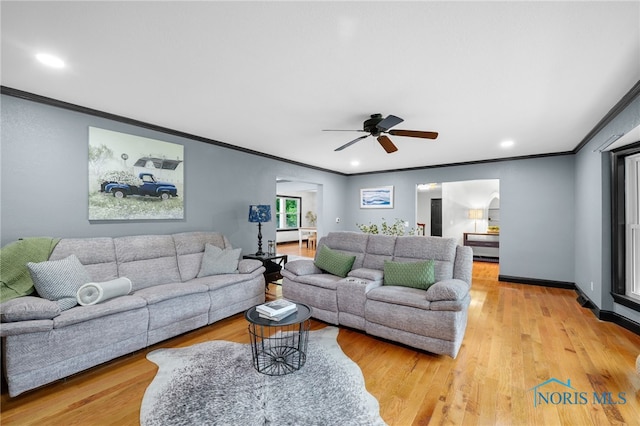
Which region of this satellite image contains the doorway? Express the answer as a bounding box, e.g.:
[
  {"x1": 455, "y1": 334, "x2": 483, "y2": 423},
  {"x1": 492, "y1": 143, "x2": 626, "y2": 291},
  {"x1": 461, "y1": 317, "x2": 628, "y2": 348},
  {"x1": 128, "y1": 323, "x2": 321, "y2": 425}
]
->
[
  {"x1": 416, "y1": 183, "x2": 442, "y2": 236},
  {"x1": 275, "y1": 178, "x2": 321, "y2": 247},
  {"x1": 416, "y1": 179, "x2": 500, "y2": 261}
]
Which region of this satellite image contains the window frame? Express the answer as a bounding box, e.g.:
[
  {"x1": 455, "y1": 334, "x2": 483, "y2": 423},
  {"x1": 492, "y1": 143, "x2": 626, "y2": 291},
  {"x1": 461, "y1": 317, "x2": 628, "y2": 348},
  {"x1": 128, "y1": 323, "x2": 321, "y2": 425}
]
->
[
  {"x1": 275, "y1": 195, "x2": 302, "y2": 231},
  {"x1": 611, "y1": 141, "x2": 640, "y2": 311}
]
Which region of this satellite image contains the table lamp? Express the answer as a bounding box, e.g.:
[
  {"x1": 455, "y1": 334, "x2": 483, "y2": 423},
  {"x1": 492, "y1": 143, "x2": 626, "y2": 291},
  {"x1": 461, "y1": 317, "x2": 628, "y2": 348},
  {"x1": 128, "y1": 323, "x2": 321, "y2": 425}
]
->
[
  {"x1": 468, "y1": 209, "x2": 483, "y2": 232},
  {"x1": 248, "y1": 205, "x2": 271, "y2": 256}
]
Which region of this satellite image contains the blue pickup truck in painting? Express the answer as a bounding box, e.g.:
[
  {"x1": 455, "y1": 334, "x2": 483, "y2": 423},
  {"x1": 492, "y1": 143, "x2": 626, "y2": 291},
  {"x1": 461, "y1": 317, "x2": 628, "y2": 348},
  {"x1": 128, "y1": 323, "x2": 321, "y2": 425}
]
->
[{"x1": 101, "y1": 172, "x2": 178, "y2": 200}]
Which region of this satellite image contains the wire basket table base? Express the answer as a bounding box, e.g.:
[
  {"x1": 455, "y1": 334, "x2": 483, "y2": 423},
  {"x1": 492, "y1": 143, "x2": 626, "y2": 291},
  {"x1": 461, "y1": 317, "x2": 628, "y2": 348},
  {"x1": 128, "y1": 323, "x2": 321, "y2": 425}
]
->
[{"x1": 245, "y1": 303, "x2": 312, "y2": 376}]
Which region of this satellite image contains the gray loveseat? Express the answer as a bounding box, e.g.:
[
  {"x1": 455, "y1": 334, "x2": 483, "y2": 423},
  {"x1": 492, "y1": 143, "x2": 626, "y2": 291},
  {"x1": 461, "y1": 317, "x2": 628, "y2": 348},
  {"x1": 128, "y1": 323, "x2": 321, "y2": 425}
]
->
[
  {"x1": 0, "y1": 231, "x2": 265, "y2": 397},
  {"x1": 281, "y1": 232, "x2": 473, "y2": 358}
]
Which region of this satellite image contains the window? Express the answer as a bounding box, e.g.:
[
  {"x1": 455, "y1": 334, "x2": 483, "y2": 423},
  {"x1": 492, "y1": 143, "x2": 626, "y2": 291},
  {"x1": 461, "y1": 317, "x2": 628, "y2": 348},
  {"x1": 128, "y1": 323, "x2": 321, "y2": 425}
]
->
[
  {"x1": 611, "y1": 142, "x2": 640, "y2": 310},
  {"x1": 625, "y1": 153, "x2": 640, "y2": 300},
  {"x1": 276, "y1": 196, "x2": 301, "y2": 230}
]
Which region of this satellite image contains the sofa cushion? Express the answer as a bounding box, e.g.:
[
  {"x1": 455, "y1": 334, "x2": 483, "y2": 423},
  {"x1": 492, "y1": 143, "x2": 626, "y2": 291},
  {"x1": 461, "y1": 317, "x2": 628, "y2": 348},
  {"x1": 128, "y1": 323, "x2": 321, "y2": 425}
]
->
[
  {"x1": 193, "y1": 271, "x2": 262, "y2": 292},
  {"x1": 315, "y1": 245, "x2": 356, "y2": 278},
  {"x1": 50, "y1": 237, "x2": 118, "y2": 282},
  {"x1": 134, "y1": 281, "x2": 208, "y2": 305},
  {"x1": 367, "y1": 286, "x2": 432, "y2": 310},
  {"x1": 114, "y1": 235, "x2": 181, "y2": 290},
  {"x1": 197, "y1": 244, "x2": 241, "y2": 277},
  {"x1": 27, "y1": 254, "x2": 91, "y2": 311},
  {"x1": 319, "y1": 232, "x2": 368, "y2": 269},
  {"x1": 295, "y1": 274, "x2": 343, "y2": 291},
  {"x1": 53, "y1": 295, "x2": 147, "y2": 329},
  {"x1": 383, "y1": 260, "x2": 435, "y2": 290},
  {"x1": 322, "y1": 232, "x2": 369, "y2": 253},
  {"x1": 362, "y1": 234, "x2": 396, "y2": 270},
  {"x1": 348, "y1": 268, "x2": 384, "y2": 282},
  {"x1": 284, "y1": 259, "x2": 322, "y2": 276},
  {"x1": 0, "y1": 296, "x2": 61, "y2": 322},
  {"x1": 393, "y1": 236, "x2": 457, "y2": 282}
]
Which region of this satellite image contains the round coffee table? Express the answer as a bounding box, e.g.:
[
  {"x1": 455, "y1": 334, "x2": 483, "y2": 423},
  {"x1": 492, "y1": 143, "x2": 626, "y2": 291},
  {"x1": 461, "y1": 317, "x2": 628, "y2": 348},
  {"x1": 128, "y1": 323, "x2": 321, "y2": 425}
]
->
[{"x1": 245, "y1": 302, "x2": 312, "y2": 376}]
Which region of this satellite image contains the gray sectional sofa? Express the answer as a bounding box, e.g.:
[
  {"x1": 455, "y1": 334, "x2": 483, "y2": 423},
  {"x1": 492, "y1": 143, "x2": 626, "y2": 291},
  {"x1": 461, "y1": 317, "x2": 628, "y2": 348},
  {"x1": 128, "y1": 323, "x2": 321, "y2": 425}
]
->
[
  {"x1": 281, "y1": 232, "x2": 473, "y2": 358},
  {"x1": 0, "y1": 231, "x2": 265, "y2": 397}
]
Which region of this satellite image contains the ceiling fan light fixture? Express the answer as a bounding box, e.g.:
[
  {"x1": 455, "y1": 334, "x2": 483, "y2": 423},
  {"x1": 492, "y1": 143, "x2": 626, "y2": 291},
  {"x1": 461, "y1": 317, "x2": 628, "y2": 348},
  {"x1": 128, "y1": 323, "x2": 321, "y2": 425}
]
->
[{"x1": 328, "y1": 113, "x2": 438, "y2": 153}]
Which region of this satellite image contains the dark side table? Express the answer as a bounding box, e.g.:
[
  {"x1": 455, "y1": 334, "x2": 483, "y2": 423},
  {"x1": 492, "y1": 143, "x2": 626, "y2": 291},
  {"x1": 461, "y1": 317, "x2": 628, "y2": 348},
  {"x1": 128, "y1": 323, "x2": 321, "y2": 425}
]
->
[
  {"x1": 245, "y1": 302, "x2": 312, "y2": 376},
  {"x1": 243, "y1": 253, "x2": 288, "y2": 290}
]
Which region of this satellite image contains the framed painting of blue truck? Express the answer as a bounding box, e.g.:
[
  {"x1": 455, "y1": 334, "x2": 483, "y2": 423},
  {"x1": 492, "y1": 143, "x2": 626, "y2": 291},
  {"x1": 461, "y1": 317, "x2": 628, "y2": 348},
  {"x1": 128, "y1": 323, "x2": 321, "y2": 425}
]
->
[{"x1": 88, "y1": 127, "x2": 184, "y2": 220}]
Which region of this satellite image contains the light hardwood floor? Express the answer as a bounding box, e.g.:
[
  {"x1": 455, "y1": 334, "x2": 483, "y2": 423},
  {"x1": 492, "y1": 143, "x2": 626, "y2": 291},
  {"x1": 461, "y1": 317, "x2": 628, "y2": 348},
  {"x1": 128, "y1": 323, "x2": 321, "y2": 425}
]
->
[{"x1": 2, "y1": 243, "x2": 639, "y2": 425}]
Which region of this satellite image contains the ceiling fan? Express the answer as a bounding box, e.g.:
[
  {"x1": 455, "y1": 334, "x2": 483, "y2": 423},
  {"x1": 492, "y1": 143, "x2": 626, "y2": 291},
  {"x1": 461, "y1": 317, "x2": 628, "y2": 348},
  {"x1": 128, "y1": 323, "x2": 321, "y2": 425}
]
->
[{"x1": 324, "y1": 113, "x2": 438, "y2": 153}]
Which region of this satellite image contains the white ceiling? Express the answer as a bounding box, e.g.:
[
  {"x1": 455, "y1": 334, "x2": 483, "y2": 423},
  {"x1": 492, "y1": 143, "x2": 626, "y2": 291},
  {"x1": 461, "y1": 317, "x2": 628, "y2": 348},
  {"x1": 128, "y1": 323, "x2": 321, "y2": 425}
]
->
[{"x1": 2, "y1": 1, "x2": 639, "y2": 174}]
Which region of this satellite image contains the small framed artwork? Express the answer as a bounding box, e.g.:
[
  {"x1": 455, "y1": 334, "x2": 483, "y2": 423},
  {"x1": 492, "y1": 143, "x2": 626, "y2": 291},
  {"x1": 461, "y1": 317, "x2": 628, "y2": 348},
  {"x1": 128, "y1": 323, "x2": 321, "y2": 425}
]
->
[{"x1": 360, "y1": 186, "x2": 394, "y2": 209}]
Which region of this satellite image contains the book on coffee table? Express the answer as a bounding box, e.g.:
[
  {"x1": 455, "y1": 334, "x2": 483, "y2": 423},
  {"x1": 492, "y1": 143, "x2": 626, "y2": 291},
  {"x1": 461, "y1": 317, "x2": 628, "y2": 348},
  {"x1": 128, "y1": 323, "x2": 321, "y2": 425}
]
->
[
  {"x1": 256, "y1": 299, "x2": 297, "y2": 318},
  {"x1": 258, "y1": 306, "x2": 298, "y2": 321}
]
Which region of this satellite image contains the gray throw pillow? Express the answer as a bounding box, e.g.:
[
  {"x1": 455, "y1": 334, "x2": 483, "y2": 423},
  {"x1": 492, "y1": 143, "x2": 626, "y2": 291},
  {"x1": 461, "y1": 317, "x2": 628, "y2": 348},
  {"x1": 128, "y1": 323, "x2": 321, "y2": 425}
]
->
[
  {"x1": 27, "y1": 254, "x2": 91, "y2": 311},
  {"x1": 197, "y1": 244, "x2": 241, "y2": 277}
]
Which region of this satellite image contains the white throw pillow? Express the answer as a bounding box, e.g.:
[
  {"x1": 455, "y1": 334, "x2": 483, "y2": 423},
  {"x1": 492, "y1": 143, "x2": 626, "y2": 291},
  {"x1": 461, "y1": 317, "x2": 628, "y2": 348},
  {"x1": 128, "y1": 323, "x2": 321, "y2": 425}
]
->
[
  {"x1": 197, "y1": 244, "x2": 241, "y2": 277},
  {"x1": 27, "y1": 254, "x2": 91, "y2": 311}
]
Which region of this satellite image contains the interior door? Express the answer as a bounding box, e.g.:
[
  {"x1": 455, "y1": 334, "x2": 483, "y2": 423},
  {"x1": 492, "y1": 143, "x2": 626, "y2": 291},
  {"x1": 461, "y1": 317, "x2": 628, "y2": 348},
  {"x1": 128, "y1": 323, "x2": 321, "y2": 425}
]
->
[{"x1": 431, "y1": 198, "x2": 443, "y2": 236}]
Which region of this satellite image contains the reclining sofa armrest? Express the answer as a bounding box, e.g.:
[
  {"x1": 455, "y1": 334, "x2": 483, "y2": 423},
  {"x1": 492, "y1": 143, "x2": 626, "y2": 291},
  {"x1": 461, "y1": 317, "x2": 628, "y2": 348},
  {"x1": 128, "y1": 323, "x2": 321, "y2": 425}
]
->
[
  {"x1": 425, "y1": 278, "x2": 470, "y2": 302},
  {"x1": 282, "y1": 259, "x2": 322, "y2": 277},
  {"x1": 429, "y1": 294, "x2": 471, "y2": 312},
  {"x1": 0, "y1": 296, "x2": 61, "y2": 323},
  {"x1": 0, "y1": 319, "x2": 54, "y2": 337},
  {"x1": 238, "y1": 259, "x2": 264, "y2": 274}
]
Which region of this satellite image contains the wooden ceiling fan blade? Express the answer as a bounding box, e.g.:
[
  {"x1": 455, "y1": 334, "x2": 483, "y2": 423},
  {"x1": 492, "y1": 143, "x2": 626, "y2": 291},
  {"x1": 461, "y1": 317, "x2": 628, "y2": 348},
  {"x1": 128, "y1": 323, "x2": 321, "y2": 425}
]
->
[
  {"x1": 377, "y1": 135, "x2": 398, "y2": 153},
  {"x1": 376, "y1": 115, "x2": 404, "y2": 132},
  {"x1": 323, "y1": 129, "x2": 367, "y2": 132},
  {"x1": 389, "y1": 129, "x2": 439, "y2": 139},
  {"x1": 335, "y1": 135, "x2": 369, "y2": 151}
]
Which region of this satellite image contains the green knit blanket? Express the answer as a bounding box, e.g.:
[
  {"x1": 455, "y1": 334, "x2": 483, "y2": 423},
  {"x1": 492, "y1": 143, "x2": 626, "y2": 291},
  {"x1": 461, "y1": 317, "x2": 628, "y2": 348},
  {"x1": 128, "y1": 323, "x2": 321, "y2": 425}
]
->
[{"x1": 0, "y1": 237, "x2": 61, "y2": 303}]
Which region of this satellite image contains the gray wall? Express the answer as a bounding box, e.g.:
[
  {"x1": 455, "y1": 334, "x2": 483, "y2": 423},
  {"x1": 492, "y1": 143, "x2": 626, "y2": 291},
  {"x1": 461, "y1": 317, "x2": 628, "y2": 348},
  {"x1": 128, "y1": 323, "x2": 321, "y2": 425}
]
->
[
  {"x1": 574, "y1": 93, "x2": 640, "y2": 324},
  {"x1": 2, "y1": 92, "x2": 639, "y2": 327},
  {"x1": 345, "y1": 155, "x2": 576, "y2": 283},
  {"x1": 0, "y1": 95, "x2": 349, "y2": 253}
]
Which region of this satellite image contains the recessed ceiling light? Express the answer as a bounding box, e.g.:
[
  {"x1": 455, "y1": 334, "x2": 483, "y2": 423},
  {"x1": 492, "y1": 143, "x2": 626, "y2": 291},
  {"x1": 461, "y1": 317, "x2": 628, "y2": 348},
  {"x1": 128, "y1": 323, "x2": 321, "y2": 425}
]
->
[
  {"x1": 36, "y1": 53, "x2": 65, "y2": 69},
  {"x1": 500, "y1": 140, "x2": 514, "y2": 148},
  {"x1": 350, "y1": 160, "x2": 360, "y2": 167}
]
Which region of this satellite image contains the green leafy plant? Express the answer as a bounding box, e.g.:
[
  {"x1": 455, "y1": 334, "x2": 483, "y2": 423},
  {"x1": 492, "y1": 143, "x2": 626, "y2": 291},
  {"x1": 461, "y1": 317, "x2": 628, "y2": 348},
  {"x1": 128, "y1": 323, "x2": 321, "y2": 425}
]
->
[
  {"x1": 305, "y1": 211, "x2": 317, "y2": 226},
  {"x1": 356, "y1": 218, "x2": 413, "y2": 236}
]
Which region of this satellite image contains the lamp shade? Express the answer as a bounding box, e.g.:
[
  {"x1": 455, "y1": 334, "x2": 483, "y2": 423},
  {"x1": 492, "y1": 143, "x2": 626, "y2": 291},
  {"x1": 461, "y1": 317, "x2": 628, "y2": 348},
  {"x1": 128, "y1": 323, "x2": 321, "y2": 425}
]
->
[
  {"x1": 468, "y1": 209, "x2": 483, "y2": 220},
  {"x1": 248, "y1": 205, "x2": 272, "y2": 223}
]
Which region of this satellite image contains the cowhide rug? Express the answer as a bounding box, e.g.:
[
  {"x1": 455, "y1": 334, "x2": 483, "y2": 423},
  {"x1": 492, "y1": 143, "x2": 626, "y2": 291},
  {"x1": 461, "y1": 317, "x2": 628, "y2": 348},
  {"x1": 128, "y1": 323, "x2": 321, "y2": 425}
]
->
[{"x1": 140, "y1": 326, "x2": 386, "y2": 425}]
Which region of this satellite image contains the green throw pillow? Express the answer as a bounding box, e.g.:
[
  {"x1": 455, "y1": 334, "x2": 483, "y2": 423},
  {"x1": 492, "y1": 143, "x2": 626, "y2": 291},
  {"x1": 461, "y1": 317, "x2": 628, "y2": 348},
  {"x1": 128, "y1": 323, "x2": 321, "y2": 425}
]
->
[
  {"x1": 314, "y1": 246, "x2": 356, "y2": 278},
  {"x1": 383, "y1": 260, "x2": 435, "y2": 290}
]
